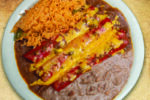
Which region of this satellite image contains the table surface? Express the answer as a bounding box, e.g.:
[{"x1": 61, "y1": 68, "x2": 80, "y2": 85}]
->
[{"x1": 0, "y1": 0, "x2": 150, "y2": 100}]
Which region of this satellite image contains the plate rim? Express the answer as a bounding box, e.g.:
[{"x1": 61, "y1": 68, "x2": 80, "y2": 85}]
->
[{"x1": 1, "y1": 0, "x2": 145, "y2": 100}]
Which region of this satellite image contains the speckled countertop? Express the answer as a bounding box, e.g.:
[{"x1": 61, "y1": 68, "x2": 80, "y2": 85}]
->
[{"x1": 0, "y1": 0, "x2": 150, "y2": 100}]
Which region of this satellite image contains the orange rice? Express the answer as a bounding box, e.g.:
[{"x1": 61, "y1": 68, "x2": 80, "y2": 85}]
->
[{"x1": 13, "y1": 0, "x2": 85, "y2": 47}]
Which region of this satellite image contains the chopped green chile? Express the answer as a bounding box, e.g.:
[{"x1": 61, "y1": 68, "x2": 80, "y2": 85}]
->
[
  {"x1": 14, "y1": 28, "x2": 24, "y2": 40},
  {"x1": 72, "y1": 5, "x2": 89, "y2": 14},
  {"x1": 72, "y1": 9, "x2": 80, "y2": 14}
]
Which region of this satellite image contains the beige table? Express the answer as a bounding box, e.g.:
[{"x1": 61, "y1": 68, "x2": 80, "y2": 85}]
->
[{"x1": 0, "y1": 0, "x2": 150, "y2": 100}]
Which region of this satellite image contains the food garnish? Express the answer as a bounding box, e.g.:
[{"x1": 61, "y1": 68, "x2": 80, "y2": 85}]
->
[{"x1": 14, "y1": 28, "x2": 24, "y2": 40}]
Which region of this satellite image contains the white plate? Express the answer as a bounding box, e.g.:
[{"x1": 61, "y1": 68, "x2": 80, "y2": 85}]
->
[{"x1": 2, "y1": 0, "x2": 144, "y2": 100}]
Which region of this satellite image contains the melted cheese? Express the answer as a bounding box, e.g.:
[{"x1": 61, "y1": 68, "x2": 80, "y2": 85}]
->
[
  {"x1": 30, "y1": 14, "x2": 107, "y2": 72},
  {"x1": 30, "y1": 7, "x2": 123, "y2": 86},
  {"x1": 80, "y1": 62, "x2": 91, "y2": 73},
  {"x1": 31, "y1": 22, "x2": 120, "y2": 86}
]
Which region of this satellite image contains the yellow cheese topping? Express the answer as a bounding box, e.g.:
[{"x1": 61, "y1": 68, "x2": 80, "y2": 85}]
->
[
  {"x1": 30, "y1": 20, "x2": 123, "y2": 86},
  {"x1": 29, "y1": 6, "x2": 123, "y2": 86},
  {"x1": 30, "y1": 13, "x2": 108, "y2": 72}
]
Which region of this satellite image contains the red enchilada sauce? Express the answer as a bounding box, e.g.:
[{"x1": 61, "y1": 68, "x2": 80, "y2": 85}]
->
[{"x1": 15, "y1": 0, "x2": 133, "y2": 100}]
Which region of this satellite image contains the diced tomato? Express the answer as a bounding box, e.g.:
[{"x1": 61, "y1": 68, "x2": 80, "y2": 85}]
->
[
  {"x1": 100, "y1": 18, "x2": 111, "y2": 26},
  {"x1": 40, "y1": 54, "x2": 68, "y2": 82},
  {"x1": 89, "y1": 6, "x2": 95, "y2": 10},
  {"x1": 42, "y1": 71, "x2": 53, "y2": 82},
  {"x1": 24, "y1": 38, "x2": 58, "y2": 62},
  {"x1": 53, "y1": 66, "x2": 81, "y2": 91},
  {"x1": 117, "y1": 29, "x2": 126, "y2": 40}
]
